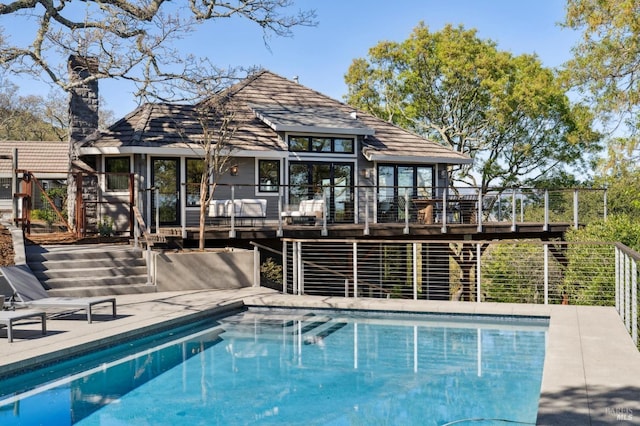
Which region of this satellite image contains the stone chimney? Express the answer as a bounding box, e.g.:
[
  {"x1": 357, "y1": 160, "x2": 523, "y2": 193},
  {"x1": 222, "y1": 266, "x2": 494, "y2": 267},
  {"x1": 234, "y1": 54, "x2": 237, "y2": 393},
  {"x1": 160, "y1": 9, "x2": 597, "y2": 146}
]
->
[
  {"x1": 68, "y1": 55, "x2": 99, "y2": 151},
  {"x1": 67, "y1": 55, "x2": 99, "y2": 235}
]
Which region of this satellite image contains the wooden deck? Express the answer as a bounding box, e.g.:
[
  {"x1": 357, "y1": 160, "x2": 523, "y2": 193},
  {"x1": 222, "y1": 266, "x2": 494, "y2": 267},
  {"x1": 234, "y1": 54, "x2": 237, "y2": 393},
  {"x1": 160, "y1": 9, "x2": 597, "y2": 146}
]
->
[{"x1": 159, "y1": 221, "x2": 572, "y2": 246}]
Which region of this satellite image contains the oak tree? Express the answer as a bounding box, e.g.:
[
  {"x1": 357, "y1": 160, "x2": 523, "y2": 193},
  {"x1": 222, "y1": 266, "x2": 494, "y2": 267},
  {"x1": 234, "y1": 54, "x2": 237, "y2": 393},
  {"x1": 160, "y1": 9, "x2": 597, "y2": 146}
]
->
[{"x1": 344, "y1": 23, "x2": 601, "y2": 193}]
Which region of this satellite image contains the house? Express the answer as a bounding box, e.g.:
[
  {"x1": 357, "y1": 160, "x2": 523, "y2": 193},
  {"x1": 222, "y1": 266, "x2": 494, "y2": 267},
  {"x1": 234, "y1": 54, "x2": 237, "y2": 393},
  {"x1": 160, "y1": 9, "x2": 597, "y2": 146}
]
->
[
  {"x1": 74, "y1": 70, "x2": 472, "y2": 235},
  {"x1": 0, "y1": 141, "x2": 69, "y2": 221}
]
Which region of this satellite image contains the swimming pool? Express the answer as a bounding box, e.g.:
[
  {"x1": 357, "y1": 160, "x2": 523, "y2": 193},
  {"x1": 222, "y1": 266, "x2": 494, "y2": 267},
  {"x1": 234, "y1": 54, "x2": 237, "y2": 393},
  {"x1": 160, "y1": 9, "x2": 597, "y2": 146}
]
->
[{"x1": 0, "y1": 308, "x2": 548, "y2": 425}]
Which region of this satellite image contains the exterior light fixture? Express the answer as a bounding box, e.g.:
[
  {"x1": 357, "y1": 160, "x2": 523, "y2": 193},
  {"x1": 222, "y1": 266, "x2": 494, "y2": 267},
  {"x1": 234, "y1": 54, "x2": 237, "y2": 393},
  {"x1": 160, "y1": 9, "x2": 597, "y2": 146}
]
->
[{"x1": 230, "y1": 165, "x2": 239, "y2": 176}]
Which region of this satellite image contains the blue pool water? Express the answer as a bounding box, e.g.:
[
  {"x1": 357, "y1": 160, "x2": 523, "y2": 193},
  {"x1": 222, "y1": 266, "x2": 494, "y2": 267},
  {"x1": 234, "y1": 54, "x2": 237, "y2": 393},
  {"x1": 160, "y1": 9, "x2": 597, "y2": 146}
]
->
[{"x1": 0, "y1": 308, "x2": 548, "y2": 425}]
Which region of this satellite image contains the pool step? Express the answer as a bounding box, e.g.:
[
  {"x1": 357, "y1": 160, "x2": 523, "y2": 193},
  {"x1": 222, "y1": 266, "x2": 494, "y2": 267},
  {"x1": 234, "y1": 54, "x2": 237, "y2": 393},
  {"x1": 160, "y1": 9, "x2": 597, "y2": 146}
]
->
[
  {"x1": 218, "y1": 312, "x2": 346, "y2": 342},
  {"x1": 25, "y1": 243, "x2": 154, "y2": 297}
]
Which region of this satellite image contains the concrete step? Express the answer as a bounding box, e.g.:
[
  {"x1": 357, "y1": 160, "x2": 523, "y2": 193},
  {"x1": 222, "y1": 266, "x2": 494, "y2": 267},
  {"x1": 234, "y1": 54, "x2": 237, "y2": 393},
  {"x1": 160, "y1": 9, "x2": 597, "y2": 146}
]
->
[
  {"x1": 33, "y1": 265, "x2": 148, "y2": 281},
  {"x1": 26, "y1": 245, "x2": 144, "y2": 263},
  {"x1": 25, "y1": 243, "x2": 155, "y2": 296},
  {"x1": 47, "y1": 283, "x2": 157, "y2": 297},
  {"x1": 28, "y1": 257, "x2": 147, "y2": 272},
  {"x1": 42, "y1": 274, "x2": 150, "y2": 289}
]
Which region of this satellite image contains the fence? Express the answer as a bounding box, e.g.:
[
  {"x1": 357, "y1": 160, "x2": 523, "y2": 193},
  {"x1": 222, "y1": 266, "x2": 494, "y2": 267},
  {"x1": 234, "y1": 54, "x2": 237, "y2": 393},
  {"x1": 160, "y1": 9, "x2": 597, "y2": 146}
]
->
[{"x1": 262, "y1": 239, "x2": 639, "y2": 347}]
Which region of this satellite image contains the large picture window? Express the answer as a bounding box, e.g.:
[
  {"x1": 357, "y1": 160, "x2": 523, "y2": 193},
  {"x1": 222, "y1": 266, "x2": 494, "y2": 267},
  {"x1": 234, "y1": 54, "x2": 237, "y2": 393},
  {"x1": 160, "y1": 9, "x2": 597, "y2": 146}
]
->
[
  {"x1": 258, "y1": 160, "x2": 280, "y2": 193},
  {"x1": 288, "y1": 136, "x2": 354, "y2": 154},
  {"x1": 105, "y1": 156, "x2": 130, "y2": 191}
]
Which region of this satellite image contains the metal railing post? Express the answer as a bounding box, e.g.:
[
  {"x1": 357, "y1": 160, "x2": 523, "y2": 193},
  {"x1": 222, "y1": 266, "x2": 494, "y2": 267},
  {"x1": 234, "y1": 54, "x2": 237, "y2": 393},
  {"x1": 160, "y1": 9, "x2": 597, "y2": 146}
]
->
[
  {"x1": 154, "y1": 188, "x2": 160, "y2": 235},
  {"x1": 277, "y1": 187, "x2": 283, "y2": 237},
  {"x1": 413, "y1": 242, "x2": 418, "y2": 300},
  {"x1": 615, "y1": 247, "x2": 620, "y2": 313},
  {"x1": 292, "y1": 241, "x2": 298, "y2": 295},
  {"x1": 11, "y1": 148, "x2": 17, "y2": 223},
  {"x1": 364, "y1": 188, "x2": 370, "y2": 236},
  {"x1": 544, "y1": 190, "x2": 549, "y2": 232},
  {"x1": 229, "y1": 185, "x2": 236, "y2": 238},
  {"x1": 476, "y1": 189, "x2": 483, "y2": 233},
  {"x1": 253, "y1": 246, "x2": 260, "y2": 287},
  {"x1": 403, "y1": 189, "x2": 410, "y2": 234},
  {"x1": 511, "y1": 187, "x2": 517, "y2": 232},
  {"x1": 544, "y1": 243, "x2": 549, "y2": 305},
  {"x1": 441, "y1": 189, "x2": 447, "y2": 234},
  {"x1": 632, "y1": 259, "x2": 638, "y2": 345},
  {"x1": 476, "y1": 243, "x2": 481, "y2": 302},
  {"x1": 625, "y1": 253, "x2": 631, "y2": 331},
  {"x1": 282, "y1": 241, "x2": 288, "y2": 294},
  {"x1": 322, "y1": 188, "x2": 328, "y2": 236},
  {"x1": 573, "y1": 189, "x2": 579, "y2": 230},
  {"x1": 146, "y1": 243, "x2": 152, "y2": 285},
  {"x1": 353, "y1": 242, "x2": 358, "y2": 298}
]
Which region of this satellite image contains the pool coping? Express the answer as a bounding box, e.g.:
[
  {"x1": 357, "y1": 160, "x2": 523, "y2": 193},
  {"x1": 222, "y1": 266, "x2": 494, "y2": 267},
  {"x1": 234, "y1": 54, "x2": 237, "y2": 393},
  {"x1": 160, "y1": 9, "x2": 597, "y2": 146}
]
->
[{"x1": 0, "y1": 287, "x2": 639, "y2": 425}]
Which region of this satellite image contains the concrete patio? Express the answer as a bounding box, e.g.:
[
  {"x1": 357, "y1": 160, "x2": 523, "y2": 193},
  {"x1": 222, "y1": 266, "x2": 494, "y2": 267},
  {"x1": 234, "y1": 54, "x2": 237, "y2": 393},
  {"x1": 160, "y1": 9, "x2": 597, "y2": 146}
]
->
[{"x1": 0, "y1": 287, "x2": 638, "y2": 425}]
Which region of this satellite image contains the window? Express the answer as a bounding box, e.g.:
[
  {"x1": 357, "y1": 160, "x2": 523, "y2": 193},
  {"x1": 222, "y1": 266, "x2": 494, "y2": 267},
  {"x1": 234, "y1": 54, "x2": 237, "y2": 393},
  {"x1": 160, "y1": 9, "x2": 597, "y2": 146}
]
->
[
  {"x1": 258, "y1": 160, "x2": 280, "y2": 192},
  {"x1": 186, "y1": 158, "x2": 204, "y2": 206},
  {"x1": 289, "y1": 136, "x2": 309, "y2": 152},
  {"x1": 105, "y1": 157, "x2": 130, "y2": 191},
  {"x1": 312, "y1": 138, "x2": 331, "y2": 152},
  {"x1": 377, "y1": 164, "x2": 434, "y2": 198},
  {"x1": 288, "y1": 136, "x2": 354, "y2": 154},
  {"x1": 334, "y1": 138, "x2": 353, "y2": 153}
]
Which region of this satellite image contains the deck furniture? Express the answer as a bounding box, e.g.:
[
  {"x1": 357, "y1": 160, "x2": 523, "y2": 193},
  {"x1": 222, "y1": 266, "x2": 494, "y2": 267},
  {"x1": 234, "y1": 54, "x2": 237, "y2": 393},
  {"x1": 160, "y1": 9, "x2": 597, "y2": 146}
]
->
[
  {"x1": 209, "y1": 199, "x2": 267, "y2": 225},
  {"x1": 281, "y1": 199, "x2": 325, "y2": 224},
  {"x1": 0, "y1": 309, "x2": 46, "y2": 342}
]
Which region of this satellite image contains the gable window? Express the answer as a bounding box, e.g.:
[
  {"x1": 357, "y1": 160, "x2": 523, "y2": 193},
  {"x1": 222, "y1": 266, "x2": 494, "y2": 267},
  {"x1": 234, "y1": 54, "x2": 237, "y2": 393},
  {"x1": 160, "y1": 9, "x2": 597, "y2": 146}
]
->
[
  {"x1": 186, "y1": 158, "x2": 204, "y2": 206},
  {"x1": 334, "y1": 138, "x2": 353, "y2": 153},
  {"x1": 105, "y1": 157, "x2": 130, "y2": 191},
  {"x1": 288, "y1": 136, "x2": 355, "y2": 154},
  {"x1": 258, "y1": 159, "x2": 280, "y2": 192}
]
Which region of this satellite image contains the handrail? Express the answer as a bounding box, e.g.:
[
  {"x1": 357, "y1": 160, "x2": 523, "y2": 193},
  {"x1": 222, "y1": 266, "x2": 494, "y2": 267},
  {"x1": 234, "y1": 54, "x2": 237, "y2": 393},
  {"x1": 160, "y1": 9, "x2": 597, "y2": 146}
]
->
[{"x1": 132, "y1": 205, "x2": 154, "y2": 286}]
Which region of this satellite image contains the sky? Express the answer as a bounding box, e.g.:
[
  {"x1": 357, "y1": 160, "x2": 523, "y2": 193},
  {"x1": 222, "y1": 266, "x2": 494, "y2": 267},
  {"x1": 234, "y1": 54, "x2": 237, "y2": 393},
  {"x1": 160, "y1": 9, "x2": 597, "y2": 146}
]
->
[{"x1": 5, "y1": 0, "x2": 579, "y2": 121}]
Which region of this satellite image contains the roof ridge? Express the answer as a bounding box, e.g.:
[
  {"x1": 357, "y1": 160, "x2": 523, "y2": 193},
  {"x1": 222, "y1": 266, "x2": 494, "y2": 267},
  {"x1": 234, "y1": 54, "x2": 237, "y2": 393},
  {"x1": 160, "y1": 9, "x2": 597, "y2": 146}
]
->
[{"x1": 131, "y1": 103, "x2": 156, "y2": 144}]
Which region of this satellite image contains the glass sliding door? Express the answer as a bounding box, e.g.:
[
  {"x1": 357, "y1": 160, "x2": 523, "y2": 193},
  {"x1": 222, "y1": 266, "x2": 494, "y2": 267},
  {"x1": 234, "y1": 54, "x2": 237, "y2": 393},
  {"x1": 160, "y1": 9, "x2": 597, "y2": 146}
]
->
[{"x1": 288, "y1": 161, "x2": 353, "y2": 223}]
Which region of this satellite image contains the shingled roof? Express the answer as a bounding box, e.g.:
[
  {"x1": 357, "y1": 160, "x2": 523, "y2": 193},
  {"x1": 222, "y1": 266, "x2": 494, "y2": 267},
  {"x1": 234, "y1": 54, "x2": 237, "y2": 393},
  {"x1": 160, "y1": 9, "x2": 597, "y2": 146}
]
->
[
  {"x1": 0, "y1": 141, "x2": 69, "y2": 177},
  {"x1": 81, "y1": 70, "x2": 471, "y2": 164}
]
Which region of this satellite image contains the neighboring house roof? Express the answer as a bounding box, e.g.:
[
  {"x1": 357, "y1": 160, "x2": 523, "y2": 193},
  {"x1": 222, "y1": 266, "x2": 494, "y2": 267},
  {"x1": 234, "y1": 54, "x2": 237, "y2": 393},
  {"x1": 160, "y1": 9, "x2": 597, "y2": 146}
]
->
[
  {"x1": 0, "y1": 141, "x2": 69, "y2": 177},
  {"x1": 81, "y1": 70, "x2": 471, "y2": 165}
]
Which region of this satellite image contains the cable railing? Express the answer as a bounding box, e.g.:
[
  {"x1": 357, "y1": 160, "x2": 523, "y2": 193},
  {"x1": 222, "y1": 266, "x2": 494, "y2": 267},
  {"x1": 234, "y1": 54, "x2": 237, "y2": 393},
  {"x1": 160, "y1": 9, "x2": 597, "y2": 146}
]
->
[
  {"x1": 179, "y1": 183, "x2": 607, "y2": 236},
  {"x1": 264, "y1": 238, "x2": 639, "y2": 347}
]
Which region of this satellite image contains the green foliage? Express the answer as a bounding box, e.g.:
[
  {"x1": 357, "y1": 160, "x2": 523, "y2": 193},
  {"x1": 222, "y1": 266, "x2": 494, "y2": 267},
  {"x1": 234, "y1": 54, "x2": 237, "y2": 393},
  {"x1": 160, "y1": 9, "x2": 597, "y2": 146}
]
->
[
  {"x1": 98, "y1": 218, "x2": 114, "y2": 237},
  {"x1": 564, "y1": 0, "x2": 640, "y2": 131},
  {"x1": 344, "y1": 22, "x2": 601, "y2": 191},
  {"x1": 31, "y1": 209, "x2": 57, "y2": 226},
  {"x1": 567, "y1": 215, "x2": 640, "y2": 252},
  {"x1": 260, "y1": 257, "x2": 282, "y2": 288}
]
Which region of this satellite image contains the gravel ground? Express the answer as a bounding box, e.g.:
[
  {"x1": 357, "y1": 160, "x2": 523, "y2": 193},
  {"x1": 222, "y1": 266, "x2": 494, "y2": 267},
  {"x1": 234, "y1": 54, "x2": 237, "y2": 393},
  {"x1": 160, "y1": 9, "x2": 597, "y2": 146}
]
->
[{"x1": 0, "y1": 224, "x2": 14, "y2": 266}]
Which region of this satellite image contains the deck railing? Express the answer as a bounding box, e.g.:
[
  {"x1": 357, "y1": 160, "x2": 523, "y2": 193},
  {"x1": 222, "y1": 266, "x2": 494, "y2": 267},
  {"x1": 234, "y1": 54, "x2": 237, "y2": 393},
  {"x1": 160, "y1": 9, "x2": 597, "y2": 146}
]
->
[
  {"x1": 180, "y1": 183, "x2": 607, "y2": 236},
  {"x1": 258, "y1": 238, "x2": 639, "y2": 348}
]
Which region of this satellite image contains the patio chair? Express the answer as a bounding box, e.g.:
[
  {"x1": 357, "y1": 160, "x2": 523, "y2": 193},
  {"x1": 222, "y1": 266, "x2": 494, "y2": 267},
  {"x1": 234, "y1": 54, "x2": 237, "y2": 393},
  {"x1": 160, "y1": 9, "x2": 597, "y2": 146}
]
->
[{"x1": 0, "y1": 265, "x2": 117, "y2": 323}]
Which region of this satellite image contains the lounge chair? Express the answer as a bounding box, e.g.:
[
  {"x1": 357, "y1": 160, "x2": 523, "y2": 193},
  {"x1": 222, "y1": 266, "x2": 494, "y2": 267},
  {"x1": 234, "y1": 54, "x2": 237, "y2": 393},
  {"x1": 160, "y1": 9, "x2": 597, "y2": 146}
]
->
[
  {"x1": 0, "y1": 309, "x2": 47, "y2": 342},
  {"x1": 0, "y1": 265, "x2": 117, "y2": 324}
]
